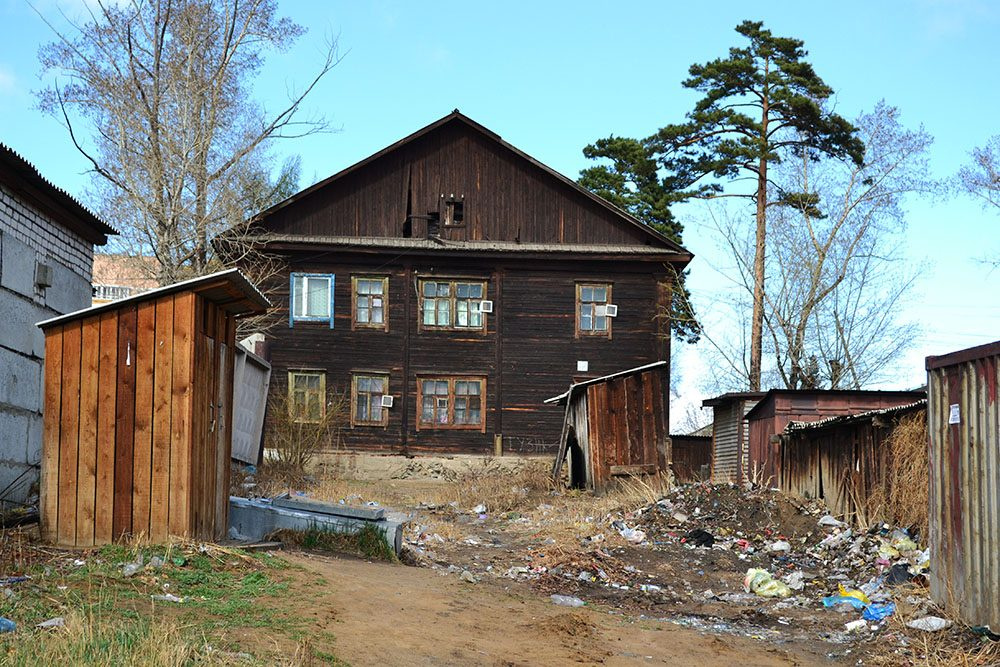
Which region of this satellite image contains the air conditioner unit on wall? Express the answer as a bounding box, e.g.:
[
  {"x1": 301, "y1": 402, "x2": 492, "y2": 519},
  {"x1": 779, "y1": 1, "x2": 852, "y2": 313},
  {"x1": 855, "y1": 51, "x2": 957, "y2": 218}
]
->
[
  {"x1": 381, "y1": 395, "x2": 394, "y2": 409},
  {"x1": 479, "y1": 300, "x2": 494, "y2": 313}
]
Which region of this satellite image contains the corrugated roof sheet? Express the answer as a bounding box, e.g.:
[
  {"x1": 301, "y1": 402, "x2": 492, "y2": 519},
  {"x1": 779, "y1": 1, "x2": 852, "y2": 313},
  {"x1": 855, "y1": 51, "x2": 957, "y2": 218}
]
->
[
  {"x1": 0, "y1": 143, "x2": 118, "y2": 242},
  {"x1": 783, "y1": 399, "x2": 927, "y2": 433},
  {"x1": 543, "y1": 361, "x2": 667, "y2": 405}
]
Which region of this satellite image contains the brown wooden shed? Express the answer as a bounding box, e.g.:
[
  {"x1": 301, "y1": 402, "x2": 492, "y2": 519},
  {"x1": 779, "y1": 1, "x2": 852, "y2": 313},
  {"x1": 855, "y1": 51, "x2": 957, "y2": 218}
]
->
[
  {"x1": 745, "y1": 389, "x2": 926, "y2": 488},
  {"x1": 36, "y1": 269, "x2": 268, "y2": 547},
  {"x1": 547, "y1": 362, "x2": 668, "y2": 492}
]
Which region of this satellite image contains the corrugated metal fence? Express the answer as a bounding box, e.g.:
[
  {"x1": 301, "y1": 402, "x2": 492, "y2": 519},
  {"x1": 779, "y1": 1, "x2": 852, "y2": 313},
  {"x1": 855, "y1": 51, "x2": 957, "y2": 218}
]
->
[
  {"x1": 779, "y1": 402, "x2": 925, "y2": 522},
  {"x1": 926, "y1": 342, "x2": 1000, "y2": 631}
]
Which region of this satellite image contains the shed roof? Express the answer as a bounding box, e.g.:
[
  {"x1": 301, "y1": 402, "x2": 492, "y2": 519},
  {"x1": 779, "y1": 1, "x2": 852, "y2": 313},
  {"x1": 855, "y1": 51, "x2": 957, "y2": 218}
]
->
[
  {"x1": 783, "y1": 399, "x2": 927, "y2": 433},
  {"x1": 37, "y1": 269, "x2": 269, "y2": 329},
  {"x1": 701, "y1": 391, "x2": 767, "y2": 408},
  {"x1": 249, "y1": 110, "x2": 691, "y2": 258},
  {"x1": 744, "y1": 388, "x2": 927, "y2": 421},
  {"x1": 926, "y1": 339, "x2": 1000, "y2": 370},
  {"x1": 0, "y1": 143, "x2": 117, "y2": 245},
  {"x1": 543, "y1": 361, "x2": 667, "y2": 406}
]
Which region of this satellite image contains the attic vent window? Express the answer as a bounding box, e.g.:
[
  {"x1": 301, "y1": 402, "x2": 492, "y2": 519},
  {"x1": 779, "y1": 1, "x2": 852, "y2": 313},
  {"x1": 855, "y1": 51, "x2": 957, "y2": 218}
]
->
[{"x1": 443, "y1": 194, "x2": 465, "y2": 227}]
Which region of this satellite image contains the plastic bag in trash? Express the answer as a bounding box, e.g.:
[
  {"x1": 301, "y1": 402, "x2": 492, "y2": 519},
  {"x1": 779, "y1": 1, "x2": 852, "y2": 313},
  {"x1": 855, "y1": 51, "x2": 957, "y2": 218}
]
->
[
  {"x1": 743, "y1": 568, "x2": 791, "y2": 598},
  {"x1": 822, "y1": 595, "x2": 867, "y2": 611},
  {"x1": 837, "y1": 583, "x2": 870, "y2": 605},
  {"x1": 863, "y1": 602, "x2": 896, "y2": 621},
  {"x1": 550, "y1": 594, "x2": 586, "y2": 607},
  {"x1": 907, "y1": 616, "x2": 952, "y2": 632}
]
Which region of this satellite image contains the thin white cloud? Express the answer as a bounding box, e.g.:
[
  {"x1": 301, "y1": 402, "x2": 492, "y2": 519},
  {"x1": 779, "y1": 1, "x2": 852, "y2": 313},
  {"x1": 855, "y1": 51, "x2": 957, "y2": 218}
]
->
[
  {"x1": 918, "y1": 0, "x2": 996, "y2": 39},
  {"x1": 0, "y1": 64, "x2": 18, "y2": 96}
]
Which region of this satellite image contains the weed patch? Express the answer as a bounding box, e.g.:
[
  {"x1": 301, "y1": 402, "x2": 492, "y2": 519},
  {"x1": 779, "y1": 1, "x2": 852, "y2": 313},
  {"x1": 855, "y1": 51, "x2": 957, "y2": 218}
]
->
[{"x1": 273, "y1": 523, "x2": 397, "y2": 562}]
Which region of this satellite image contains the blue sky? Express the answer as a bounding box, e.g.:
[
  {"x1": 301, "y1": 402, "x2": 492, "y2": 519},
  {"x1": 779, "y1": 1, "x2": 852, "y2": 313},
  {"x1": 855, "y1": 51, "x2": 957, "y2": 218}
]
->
[{"x1": 1, "y1": 1, "x2": 998, "y2": 424}]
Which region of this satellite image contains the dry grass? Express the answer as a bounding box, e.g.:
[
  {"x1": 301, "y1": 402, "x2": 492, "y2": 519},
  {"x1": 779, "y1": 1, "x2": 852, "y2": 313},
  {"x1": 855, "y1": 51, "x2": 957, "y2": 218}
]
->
[
  {"x1": 865, "y1": 411, "x2": 929, "y2": 535},
  {"x1": 4, "y1": 611, "x2": 194, "y2": 667}
]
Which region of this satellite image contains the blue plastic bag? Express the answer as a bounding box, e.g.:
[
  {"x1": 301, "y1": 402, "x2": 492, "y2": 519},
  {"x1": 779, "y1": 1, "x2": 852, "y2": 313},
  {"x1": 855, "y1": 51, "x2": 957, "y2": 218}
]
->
[
  {"x1": 0, "y1": 617, "x2": 15, "y2": 633},
  {"x1": 822, "y1": 595, "x2": 867, "y2": 610},
  {"x1": 863, "y1": 602, "x2": 896, "y2": 621}
]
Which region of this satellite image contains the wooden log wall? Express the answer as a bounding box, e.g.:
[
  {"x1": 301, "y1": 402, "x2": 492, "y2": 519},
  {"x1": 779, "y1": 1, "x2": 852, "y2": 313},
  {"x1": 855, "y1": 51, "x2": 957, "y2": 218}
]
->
[
  {"x1": 266, "y1": 254, "x2": 671, "y2": 456},
  {"x1": 263, "y1": 120, "x2": 655, "y2": 247},
  {"x1": 40, "y1": 292, "x2": 235, "y2": 547}
]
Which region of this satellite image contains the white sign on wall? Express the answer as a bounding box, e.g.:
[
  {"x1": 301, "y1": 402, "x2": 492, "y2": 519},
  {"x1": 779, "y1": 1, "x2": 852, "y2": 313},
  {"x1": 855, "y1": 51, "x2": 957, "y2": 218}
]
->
[{"x1": 949, "y1": 404, "x2": 960, "y2": 425}]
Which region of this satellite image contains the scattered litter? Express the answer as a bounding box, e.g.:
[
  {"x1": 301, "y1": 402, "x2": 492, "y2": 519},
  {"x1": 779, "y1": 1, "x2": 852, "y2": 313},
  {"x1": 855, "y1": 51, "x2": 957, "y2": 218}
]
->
[
  {"x1": 550, "y1": 594, "x2": 586, "y2": 607},
  {"x1": 819, "y1": 515, "x2": 847, "y2": 528},
  {"x1": 743, "y1": 568, "x2": 791, "y2": 598},
  {"x1": 845, "y1": 619, "x2": 868, "y2": 632},
  {"x1": 767, "y1": 540, "x2": 791, "y2": 552},
  {"x1": 0, "y1": 618, "x2": 15, "y2": 633},
  {"x1": 907, "y1": 616, "x2": 953, "y2": 632},
  {"x1": 684, "y1": 529, "x2": 714, "y2": 548},
  {"x1": 783, "y1": 571, "x2": 805, "y2": 591},
  {"x1": 149, "y1": 556, "x2": 165, "y2": 570},
  {"x1": 72, "y1": 559, "x2": 86, "y2": 567},
  {"x1": 36, "y1": 617, "x2": 65, "y2": 629},
  {"x1": 151, "y1": 593, "x2": 185, "y2": 603},
  {"x1": 460, "y1": 570, "x2": 476, "y2": 583},
  {"x1": 472, "y1": 504, "x2": 487, "y2": 514}
]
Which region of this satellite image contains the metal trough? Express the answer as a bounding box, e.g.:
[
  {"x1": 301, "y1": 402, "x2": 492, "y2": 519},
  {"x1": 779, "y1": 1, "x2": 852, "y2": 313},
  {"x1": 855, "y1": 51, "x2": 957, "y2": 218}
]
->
[{"x1": 228, "y1": 495, "x2": 405, "y2": 555}]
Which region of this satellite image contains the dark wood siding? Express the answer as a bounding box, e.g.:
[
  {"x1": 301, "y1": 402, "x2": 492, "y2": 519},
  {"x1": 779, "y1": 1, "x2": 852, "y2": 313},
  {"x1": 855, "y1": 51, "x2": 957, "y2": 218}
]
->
[
  {"x1": 262, "y1": 122, "x2": 656, "y2": 247},
  {"x1": 265, "y1": 252, "x2": 672, "y2": 455}
]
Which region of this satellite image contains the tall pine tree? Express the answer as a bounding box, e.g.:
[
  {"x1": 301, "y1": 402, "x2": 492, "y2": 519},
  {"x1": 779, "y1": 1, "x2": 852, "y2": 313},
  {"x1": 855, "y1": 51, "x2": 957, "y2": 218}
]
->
[
  {"x1": 579, "y1": 137, "x2": 700, "y2": 343},
  {"x1": 582, "y1": 20, "x2": 864, "y2": 389}
]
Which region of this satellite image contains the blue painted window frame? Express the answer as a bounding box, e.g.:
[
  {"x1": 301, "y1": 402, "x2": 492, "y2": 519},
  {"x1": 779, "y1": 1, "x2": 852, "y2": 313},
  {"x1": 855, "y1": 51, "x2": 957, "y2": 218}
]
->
[{"x1": 289, "y1": 272, "x2": 335, "y2": 328}]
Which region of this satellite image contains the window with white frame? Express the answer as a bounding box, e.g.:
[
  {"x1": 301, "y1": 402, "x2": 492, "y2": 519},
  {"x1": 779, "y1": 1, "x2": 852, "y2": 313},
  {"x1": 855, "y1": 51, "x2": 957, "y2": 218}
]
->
[
  {"x1": 418, "y1": 377, "x2": 485, "y2": 429},
  {"x1": 352, "y1": 374, "x2": 389, "y2": 426},
  {"x1": 290, "y1": 273, "x2": 334, "y2": 327},
  {"x1": 420, "y1": 279, "x2": 486, "y2": 330}
]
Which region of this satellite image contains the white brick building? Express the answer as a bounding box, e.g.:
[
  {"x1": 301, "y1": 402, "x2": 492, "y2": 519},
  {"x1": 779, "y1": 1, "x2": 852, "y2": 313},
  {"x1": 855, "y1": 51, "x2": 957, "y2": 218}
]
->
[{"x1": 0, "y1": 144, "x2": 115, "y2": 508}]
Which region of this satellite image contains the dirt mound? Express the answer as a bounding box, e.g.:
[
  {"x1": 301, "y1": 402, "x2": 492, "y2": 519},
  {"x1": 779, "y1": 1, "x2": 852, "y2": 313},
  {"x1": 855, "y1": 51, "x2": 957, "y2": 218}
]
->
[{"x1": 533, "y1": 612, "x2": 595, "y2": 639}]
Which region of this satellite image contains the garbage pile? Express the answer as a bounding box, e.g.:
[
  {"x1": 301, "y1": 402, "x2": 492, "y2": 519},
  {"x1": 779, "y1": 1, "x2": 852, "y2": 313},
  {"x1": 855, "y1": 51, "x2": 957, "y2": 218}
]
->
[{"x1": 611, "y1": 483, "x2": 936, "y2": 637}]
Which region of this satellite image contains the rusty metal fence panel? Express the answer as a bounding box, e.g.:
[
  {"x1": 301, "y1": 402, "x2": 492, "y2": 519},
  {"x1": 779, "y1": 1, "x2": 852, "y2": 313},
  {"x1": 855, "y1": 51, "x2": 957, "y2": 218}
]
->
[{"x1": 926, "y1": 342, "x2": 1000, "y2": 631}]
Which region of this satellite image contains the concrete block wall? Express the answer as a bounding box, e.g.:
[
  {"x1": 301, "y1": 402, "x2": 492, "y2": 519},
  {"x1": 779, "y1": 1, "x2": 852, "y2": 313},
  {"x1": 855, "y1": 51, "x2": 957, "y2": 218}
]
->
[{"x1": 0, "y1": 181, "x2": 96, "y2": 506}]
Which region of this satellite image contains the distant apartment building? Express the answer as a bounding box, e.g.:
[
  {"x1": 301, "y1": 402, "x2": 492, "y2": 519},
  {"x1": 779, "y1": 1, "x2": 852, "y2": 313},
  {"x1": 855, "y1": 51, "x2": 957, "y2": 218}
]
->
[{"x1": 91, "y1": 253, "x2": 158, "y2": 305}]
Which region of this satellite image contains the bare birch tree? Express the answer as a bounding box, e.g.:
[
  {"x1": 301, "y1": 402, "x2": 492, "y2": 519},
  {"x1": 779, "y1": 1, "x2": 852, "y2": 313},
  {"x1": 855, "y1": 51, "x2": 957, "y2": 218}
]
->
[
  {"x1": 702, "y1": 101, "x2": 936, "y2": 390},
  {"x1": 36, "y1": 0, "x2": 340, "y2": 288},
  {"x1": 958, "y1": 135, "x2": 1000, "y2": 266}
]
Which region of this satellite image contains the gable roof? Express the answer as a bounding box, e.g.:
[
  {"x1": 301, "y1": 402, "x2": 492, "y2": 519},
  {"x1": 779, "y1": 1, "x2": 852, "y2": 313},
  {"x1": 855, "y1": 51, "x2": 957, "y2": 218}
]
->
[
  {"x1": 252, "y1": 111, "x2": 689, "y2": 256},
  {"x1": 0, "y1": 143, "x2": 117, "y2": 245}
]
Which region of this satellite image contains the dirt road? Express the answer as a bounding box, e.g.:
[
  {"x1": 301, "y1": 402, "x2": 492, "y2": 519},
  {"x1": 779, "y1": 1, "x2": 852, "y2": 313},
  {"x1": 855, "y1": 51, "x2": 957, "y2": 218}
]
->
[{"x1": 283, "y1": 551, "x2": 823, "y2": 666}]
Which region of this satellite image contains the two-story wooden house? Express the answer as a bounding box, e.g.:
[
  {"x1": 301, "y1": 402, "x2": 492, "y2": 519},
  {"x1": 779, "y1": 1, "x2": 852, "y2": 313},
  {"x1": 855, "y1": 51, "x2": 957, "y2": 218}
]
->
[{"x1": 249, "y1": 111, "x2": 692, "y2": 456}]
